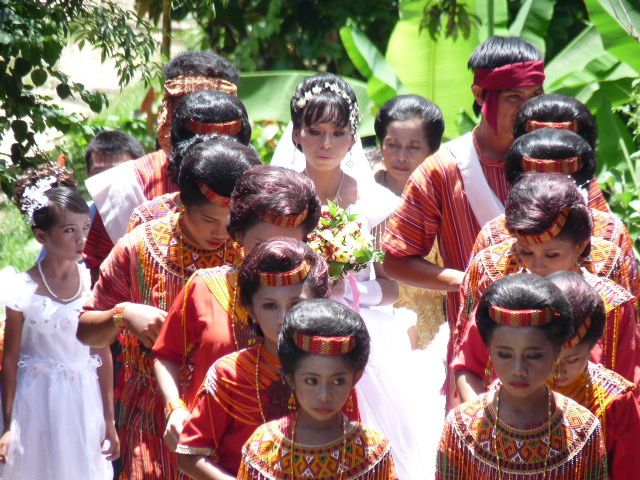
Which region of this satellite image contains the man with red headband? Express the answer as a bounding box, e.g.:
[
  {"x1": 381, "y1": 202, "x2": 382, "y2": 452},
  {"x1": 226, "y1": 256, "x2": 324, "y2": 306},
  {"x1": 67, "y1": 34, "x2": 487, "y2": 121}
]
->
[
  {"x1": 84, "y1": 50, "x2": 240, "y2": 282},
  {"x1": 382, "y1": 37, "x2": 545, "y2": 400}
]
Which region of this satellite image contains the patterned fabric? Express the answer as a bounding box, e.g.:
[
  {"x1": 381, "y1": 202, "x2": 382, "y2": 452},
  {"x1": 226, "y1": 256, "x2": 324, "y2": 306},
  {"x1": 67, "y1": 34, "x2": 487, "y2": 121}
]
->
[
  {"x1": 588, "y1": 180, "x2": 611, "y2": 213},
  {"x1": 437, "y1": 393, "x2": 607, "y2": 479},
  {"x1": 83, "y1": 212, "x2": 240, "y2": 480},
  {"x1": 84, "y1": 150, "x2": 177, "y2": 269},
  {"x1": 128, "y1": 192, "x2": 182, "y2": 232},
  {"x1": 238, "y1": 415, "x2": 397, "y2": 480},
  {"x1": 473, "y1": 132, "x2": 510, "y2": 205}
]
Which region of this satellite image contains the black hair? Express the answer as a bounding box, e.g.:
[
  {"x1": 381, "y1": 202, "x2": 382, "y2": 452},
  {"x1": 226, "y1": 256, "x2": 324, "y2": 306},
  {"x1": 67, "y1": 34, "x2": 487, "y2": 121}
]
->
[
  {"x1": 13, "y1": 163, "x2": 89, "y2": 231},
  {"x1": 169, "y1": 90, "x2": 252, "y2": 181},
  {"x1": 514, "y1": 94, "x2": 598, "y2": 149},
  {"x1": 505, "y1": 128, "x2": 596, "y2": 187},
  {"x1": 175, "y1": 135, "x2": 261, "y2": 208},
  {"x1": 476, "y1": 273, "x2": 573, "y2": 349},
  {"x1": 85, "y1": 130, "x2": 145, "y2": 173},
  {"x1": 468, "y1": 36, "x2": 543, "y2": 114},
  {"x1": 164, "y1": 50, "x2": 239, "y2": 84},
  {"x1": 374, "y1": 95, "x2": 445, "y2": 152},
  {"x1": 290, "y1": 73, "x2": 359, "y2": 148},
  {"x1": 546, "y1": 271, "x2": 606, "y2": 348},
  {"x1": 279, "y1": 298, "x2": 370, "y2": 375}
]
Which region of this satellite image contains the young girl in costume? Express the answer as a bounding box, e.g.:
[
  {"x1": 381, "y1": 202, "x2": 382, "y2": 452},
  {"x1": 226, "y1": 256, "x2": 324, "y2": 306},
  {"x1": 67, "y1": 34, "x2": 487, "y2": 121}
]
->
[
  {"x1": 453, "y1": 173, "x2": 640, "y2": 401},
  {"x1": 437, "y1": 273, "x2": 607, "y2": 479},
  {"x1": 175, "y1": 238, "x2": 331, "y2": 478},
  {"x1": 374, "y1": 94, "x2": 448, "y2": 350},
  {"x1": 0, "y1": 163, "x2": 117, "y2": 478},
  {"x1": 238, "y1": 298, "x2": 398, "y2": 480},
  {"x1": 546, "y1": 271, "x2": 640, "y2": 479},
  {"x1": 152, "y1": 166, "x2": 324, "y2": 460},
  {"x1": 290, "y1": 73, "x2": 443, "y2": 478},
  {"x1": 78, "y1": 136, "x2": 259, "y2": 479}
]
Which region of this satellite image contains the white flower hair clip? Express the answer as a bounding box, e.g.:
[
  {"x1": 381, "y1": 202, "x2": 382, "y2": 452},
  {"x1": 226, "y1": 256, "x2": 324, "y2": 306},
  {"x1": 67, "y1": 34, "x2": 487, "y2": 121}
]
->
[
  {"x1": 22, "y1": 176, "x2": 56, "y2": 225},
  {"x1": 295, "y1": 81, "x2": 361, "y2": 134}
]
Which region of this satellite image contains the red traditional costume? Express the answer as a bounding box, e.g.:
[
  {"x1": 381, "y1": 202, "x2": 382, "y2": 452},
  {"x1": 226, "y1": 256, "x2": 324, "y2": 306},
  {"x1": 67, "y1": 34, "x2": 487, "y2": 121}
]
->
[
  {"x1": 82, "y1": 212, "x2": 242, "y2": 479},
  {"x1": 452, "y1": 239, "x2": 640, "y2": 384},
  {"x1": 238, "y1": 414, "x2": 397, "y2": 480},
  {"x1": 128, "y1": 192, "x2": 182, "y2": 233},
  {"x1": 436, "y1": 391, "x2": 607, "y2": 479},
  {"x1": 553, "y1": 362, "x2": 640, "y2": 479}
]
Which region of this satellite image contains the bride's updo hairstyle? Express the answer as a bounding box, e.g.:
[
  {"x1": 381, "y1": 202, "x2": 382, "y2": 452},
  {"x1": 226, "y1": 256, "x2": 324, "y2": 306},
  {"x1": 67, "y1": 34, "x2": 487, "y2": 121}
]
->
[
  {"x1": 238, "y1": 237, "x2": 330, "y2": 308},
  {"x1": 514, "y1": 94, "x2": 598, "y2": 149},
  {"x1": 228, "y1": 165, "x2": 321, "y2": 239},
  {"x1": 289, "y1": 73, "x2": 360, "y2": 150},
  {"x1": 505, "y1": 128, "x2": 595, "y2": 187},
  {"x1": 476, "y1": 273, "x2": 573, "y2": 349},
  {"x1": 13, "y1": 162, "x2": 89, "y2": 231},
  {"x1": 505, "y1": 173, "x2": 593, "y2": 256}
]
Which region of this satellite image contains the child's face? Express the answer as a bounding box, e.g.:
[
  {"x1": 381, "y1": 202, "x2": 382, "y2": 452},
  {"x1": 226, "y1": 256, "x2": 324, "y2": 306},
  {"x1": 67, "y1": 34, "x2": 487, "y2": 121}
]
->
[
  {"x1": 249, "y1": 284, "x2": 308, "y2": 347},
  {"x1": 489, "y1": 325, "x2": 557, "y2": 399},
  {"x1": 552, "y1": 342, "x2": 591, "y2": 387},
  {"x1": 182, "y1": 202, "x2": 230, "y2": 251},
  {"x1": 36, "y1": 210, "x2": 91, "y2": 262},
  {"x1": 290, "y1": 354, "x2": 358, "y2": 422},
  {"x1": 514, "y1": 237, "x2": 588, "y2": 277},
  {"x1": 381, "y1": 118, "x2": 431, "y2": 186},
  {"x1": 293, "y1": 122, "x2": 355, "y2": 172}
]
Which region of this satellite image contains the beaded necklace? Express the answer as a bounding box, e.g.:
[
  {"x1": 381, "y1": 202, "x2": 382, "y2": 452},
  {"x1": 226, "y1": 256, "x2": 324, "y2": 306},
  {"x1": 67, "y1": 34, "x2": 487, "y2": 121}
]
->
[
  {"x1": 254, "y1": 342, "x2": 267, "y2": 423},
  {"x1": 37, "y1": 260, "x2": 83, "y2": 303}
]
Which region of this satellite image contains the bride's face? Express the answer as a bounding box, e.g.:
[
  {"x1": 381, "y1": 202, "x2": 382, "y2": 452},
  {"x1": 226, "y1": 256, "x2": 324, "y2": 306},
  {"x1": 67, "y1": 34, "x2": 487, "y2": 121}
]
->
[{"x1": 293, "y1": 122, "x2": 355, "y2": 173}]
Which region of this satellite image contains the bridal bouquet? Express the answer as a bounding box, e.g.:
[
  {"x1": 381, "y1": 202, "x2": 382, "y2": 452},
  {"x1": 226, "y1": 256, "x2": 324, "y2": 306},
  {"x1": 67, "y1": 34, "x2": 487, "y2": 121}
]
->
[{"x1": 307, "y1": 201, "x2": 384, "y2": 280}]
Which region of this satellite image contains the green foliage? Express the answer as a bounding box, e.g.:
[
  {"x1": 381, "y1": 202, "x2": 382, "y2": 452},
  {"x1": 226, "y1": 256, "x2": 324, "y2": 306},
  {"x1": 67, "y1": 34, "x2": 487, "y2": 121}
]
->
[
  {"x1": 421, "y1": 0, "x2": 481, "y2": 40},
  {"x1": 251, "y1": 121, "x2": 285, "y2": 165},
  {"x1": 0, "y1": 0, "x2": 159, "y2": 197},
  {"x1": 0, "y1": 202, "x2": 40, "y2": 271}
]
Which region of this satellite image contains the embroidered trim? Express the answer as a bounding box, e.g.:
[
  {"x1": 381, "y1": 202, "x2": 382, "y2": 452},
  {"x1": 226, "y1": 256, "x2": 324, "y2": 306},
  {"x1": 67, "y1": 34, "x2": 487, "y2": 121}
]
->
[
  {"x1": 258, "y1": 260, "x2": 311, "y2": 287},
  {"x1": 259, "y1": 208, "x2": 308, "y2": 227},
  {"x1": 521, "y1": 156, "x2": 582, "y2": 174},
  {"x1": 197, "y1": 181, "x2": 231, "y2": 208},
  {"x1": 526, "y1": 119, "x2": 579, "y2": 132},
  {"x1": 514, "y1": 208, "x2": 571, "y2": 245},
  {"x1": 489, "y1": 305, "x2": 559, "y2": 327},
  {"x1": 185, "y1": 118, "x2": 242, "y2": 136},
  {"x1": 565, "y1": 317, "x2": 592, "y2": 348},
  {"x1": 293, "y1": 333, "x2": 356, "y2": 356}
]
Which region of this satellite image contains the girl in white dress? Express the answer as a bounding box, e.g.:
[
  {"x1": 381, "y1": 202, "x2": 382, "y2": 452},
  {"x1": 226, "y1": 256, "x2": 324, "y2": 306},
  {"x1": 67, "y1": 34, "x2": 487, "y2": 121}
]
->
[
  {"x1": 285, "y1": 73, "x2": 447, "y2": 479},
  {"x1": 0, "y1": 163, "x2": 117, "y2": 479}
]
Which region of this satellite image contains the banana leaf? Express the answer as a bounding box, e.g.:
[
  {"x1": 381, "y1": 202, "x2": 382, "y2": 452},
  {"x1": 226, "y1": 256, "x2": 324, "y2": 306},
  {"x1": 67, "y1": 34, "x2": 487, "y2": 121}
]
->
[
  {"x1": 238, "y1": 71, "x2": 376, "y2": 137},
  {"x1": 508, "y1": 0, "x2": 555, "y2": 54},
  {"x1": 475, "y1": 0, "x2": 509, "y2": 40}
]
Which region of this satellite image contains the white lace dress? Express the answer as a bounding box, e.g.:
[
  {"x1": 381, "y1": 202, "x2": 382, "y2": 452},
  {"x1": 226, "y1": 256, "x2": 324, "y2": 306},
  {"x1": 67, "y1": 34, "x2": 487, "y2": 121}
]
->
[{"x1": 0, "y1": 266, "x2": 112, "y2": 479}]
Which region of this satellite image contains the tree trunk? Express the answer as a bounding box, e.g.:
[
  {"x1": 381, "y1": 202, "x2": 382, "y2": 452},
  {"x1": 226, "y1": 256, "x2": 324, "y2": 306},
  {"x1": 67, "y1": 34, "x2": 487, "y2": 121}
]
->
[{"x1": 161, "y1": 0, "x2": 171, "y2": 59}]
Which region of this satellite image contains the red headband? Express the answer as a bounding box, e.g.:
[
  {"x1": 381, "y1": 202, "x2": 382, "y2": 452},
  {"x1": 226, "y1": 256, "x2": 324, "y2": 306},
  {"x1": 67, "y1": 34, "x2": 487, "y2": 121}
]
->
[
  {"x1": 514, "y1": 208, "x2": 571, "y2": 245},
  {"x1": 526, "y1": 120, "x2": 578, "y2": 133},
  {"x1": 197, "y1": 181, "x2": 231, "y2": 208},
  {"x1": 521, "y1": 156, "x2": 582, "y2": 174},
  {"x1": 489, "y1": 305, "x2": 559, "y2": 327},
  {"x1": 259, "y1": 208, "x2": 308, "y2": 228},
  {"x1": 293, "y1": 332, "x2": 356, "y2": 356},
  {"x1": 258, "y1": 261, "x2": 311, "y2": 287},
  {"x1": 474, "y1": 60, "x2": 545, "y2": 132},
  {"x1": 185, "y1": 118, "x2": 243, "y2": 136},
  {"x1": 565, "y1": 317, "x2": 592, "y2": 349}
]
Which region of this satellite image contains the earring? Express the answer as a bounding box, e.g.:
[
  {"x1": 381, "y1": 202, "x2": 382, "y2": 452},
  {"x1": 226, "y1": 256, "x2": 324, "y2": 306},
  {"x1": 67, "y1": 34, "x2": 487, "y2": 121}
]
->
[
  {"x1": 484, "y1": 358, "x2": 494, "y2": 387},
  {"x1": 344, "y1": 392, "x2": 355, "y2": 415},
  {"x1": 345, "y1": 150, "x2": 354, "y2": 168},
  {"x1": 288, "y1": 391, "x2": 297, "y2": 411},
  {"x1": 553, "y1": 359, "x2": 561, "y2": 388}
]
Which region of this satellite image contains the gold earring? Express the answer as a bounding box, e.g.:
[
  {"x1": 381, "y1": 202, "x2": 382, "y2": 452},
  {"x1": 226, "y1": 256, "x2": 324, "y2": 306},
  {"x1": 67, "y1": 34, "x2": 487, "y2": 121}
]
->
[
  {"x1": 553, "y1": 359, "x2": 561, "y2": 388},
  {"x1": 288, "y1": 391, "x2": 297, "y2": 411},
  {"x1": 484, "y1": 357, "x2": 494, "y2": 388}
]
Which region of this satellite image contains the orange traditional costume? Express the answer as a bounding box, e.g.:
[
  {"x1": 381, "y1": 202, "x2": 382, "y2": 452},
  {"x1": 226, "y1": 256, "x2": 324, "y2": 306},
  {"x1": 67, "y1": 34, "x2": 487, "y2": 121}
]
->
[
  {"x1": 128, "y1": 192, "x2": 182, "y2": 232},
  {"x1": 82, "y1": 212, "x2": 242, "y2": 479}
]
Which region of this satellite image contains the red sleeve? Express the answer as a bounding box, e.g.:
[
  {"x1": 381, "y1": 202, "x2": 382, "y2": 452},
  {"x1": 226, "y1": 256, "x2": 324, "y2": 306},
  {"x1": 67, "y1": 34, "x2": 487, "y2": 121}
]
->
[
  {"x1": 84, "y1": 211, "x2": 115, "y2": 269},
  {"x1": 453, "y1": 255, "x2": 487, "y2": 349},
  {"x1": 450, "y1": 319, "x2": 489, "y2": 381},
  {"x1": 382, "y1": 159, "x2": 442, "y2": 258},
  {"x1": 609, "y1": 301, "x2": 640, "y2": 384},
  {"x1": 606, "y1": 389, "x2": 640, "y2": 478}
]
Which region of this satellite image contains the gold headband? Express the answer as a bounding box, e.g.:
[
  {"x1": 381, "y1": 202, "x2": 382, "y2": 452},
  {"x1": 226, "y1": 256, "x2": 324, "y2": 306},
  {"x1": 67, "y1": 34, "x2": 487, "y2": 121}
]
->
[
  {"x1": 564, "y1": 317, "x2": 592, "y2": 349},
  {"x1": 521, "y1": 156, "x2": 582, "y2": 175},
  {"x1": 489, "y1": 305, "x2": 559, "y2": 327},
  {"x1": 259, "y1": 208, "x2": 308, "y2": 228},
  {"x1": 258, "y1": 261, "x2": 311, "y2": 287},
  {"x1": 293, "y1": 332, "x2": 356, "y2": 356},
  {"x1": 185, "y1": 118, "x2": 243, "y2": 136},
  {"x1": 514, "y1": 208, "x2": 571, "y2": 245},
  {"x1": 197, "y1": 181, "x2": 231, "y2": 208}
]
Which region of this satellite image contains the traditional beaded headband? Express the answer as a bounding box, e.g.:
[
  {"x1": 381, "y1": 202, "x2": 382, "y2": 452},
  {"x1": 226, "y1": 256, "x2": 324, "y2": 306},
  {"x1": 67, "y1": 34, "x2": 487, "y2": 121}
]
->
[
  {"x1": 526, "y1": 119, "x2": 579, "y2": 132},
  {"x1": 295, "y1": 81, "x2": 361, "y2": 134},
  {"x1": 293, "y1": 332, "x2": 356, "y2": 356},
  {"x1": 258, "y1": 208, "x2": 308, "y2": 228},
  {"x1": 521, "y1": 156, "x2": 582, "y2": 174},
  {"x1": 564, "y1": 317, "x2": 592, "y2": 349},
  {"x1": 489, "y1": 305, "x2": 559, "y2": 327},
  {"x1": 185, "y1": 118, "x2": 242, "y2": 136},
  {"x1": 514, "y1": 208, "x2": 571, "y2": 245},
  {"x1": 197, "y1": 181, "x2": 231, "y2": 208},
  {"x1": 258, "y1": 261, "x2": 311, "y2": 287}
]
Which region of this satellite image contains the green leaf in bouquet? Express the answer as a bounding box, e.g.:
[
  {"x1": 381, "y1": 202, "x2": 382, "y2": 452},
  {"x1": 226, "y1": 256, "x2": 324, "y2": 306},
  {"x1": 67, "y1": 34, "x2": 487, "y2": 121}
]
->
[
  {"x1": 329, "y1": 261, "x2": 346, "y2": 278},
  {"x1": 354, "y1": 249, "x2": 374, "y2": 264}
]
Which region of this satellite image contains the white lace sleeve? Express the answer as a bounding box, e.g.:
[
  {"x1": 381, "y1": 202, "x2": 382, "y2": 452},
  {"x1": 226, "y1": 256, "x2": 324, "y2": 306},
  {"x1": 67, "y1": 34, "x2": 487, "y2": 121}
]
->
[{"x1": 0, "y1": 266, "x2": 38, "y2": 312}]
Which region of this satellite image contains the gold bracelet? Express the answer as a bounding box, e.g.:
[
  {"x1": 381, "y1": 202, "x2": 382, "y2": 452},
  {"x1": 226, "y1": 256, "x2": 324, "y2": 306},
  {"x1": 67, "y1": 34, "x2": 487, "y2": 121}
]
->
[
  {"x1": 165, "y1": 399, "x2": 187, "y2": 421},
  {"x1": 112, "y1": 304, "x2": 126, "y2": 329}
]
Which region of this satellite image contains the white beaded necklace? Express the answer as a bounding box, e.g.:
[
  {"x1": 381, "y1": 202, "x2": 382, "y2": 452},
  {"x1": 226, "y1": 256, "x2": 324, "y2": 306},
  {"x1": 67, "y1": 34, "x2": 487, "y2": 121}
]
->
[{"x1": 37, "y1": 260, "x2": 83, "y2": 303}]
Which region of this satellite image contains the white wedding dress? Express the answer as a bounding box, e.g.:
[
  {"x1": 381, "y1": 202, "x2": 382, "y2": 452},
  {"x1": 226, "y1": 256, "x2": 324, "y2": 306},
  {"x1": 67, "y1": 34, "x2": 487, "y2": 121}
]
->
[{"x1": 0, "y1": 266, "x2": 112, "y2": 480}]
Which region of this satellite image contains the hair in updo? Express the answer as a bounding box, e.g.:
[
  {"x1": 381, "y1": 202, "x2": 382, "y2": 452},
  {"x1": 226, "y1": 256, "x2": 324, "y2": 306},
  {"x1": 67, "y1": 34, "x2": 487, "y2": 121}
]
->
[
  {"x1": 514, "y1": 94, "x2": 598, "y2": 149},
  {"x1": 279, "y1": 298, "x2": 370, "y2": 375},
  {"x1": 546, "y1": 271, "x2": 605, "y2": 348},
  {"x1": 13, "y1": 162, "x2": 89, "y2": 231},
  {"x1": 175, "y1": 135, "x2": 261, "y2": 208},
  {"x1": 374, "y1": 95, "x2": 445, "y2": 152},
  {"x1": 290, "y1": 73, "x2": 360, "y2": 143},
  {"x1": 476, "y1": 273, "x2": 573, "y2": 349},
  {"x1": 164, "y1": 50, "x2": 239, "y2": 84},
  {"x1": 228, "y1": 165, "x2": 321, "y2": 239},
  {"x1": 238, "y1": 237, "x2": 330, "y2": 308},
  {"x1": 505, "y1": 173, "x2": 592, "y2": 254},
  {"x1": 505, "y1": 128, "x2": 596, "y2": 187}
]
